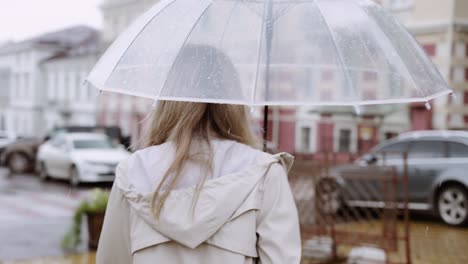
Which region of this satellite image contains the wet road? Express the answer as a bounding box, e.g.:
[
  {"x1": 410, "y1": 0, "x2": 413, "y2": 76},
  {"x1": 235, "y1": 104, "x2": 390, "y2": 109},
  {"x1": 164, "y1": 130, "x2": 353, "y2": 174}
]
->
[{"x1": 0, "y1": 167, "x2": 110, "y2": 262}]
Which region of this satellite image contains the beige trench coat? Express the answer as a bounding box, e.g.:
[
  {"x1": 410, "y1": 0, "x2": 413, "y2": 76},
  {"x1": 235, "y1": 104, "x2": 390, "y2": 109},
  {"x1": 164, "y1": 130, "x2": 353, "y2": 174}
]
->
[{"x1": 96, "y1": 141, "x2": 301, "y2": 264}]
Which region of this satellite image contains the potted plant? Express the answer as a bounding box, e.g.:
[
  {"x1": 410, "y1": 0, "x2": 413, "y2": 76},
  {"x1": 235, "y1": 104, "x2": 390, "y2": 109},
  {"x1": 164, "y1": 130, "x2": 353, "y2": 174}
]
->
[{"x1": 62, "y1": 188, "x2": 110, "y2": 250}]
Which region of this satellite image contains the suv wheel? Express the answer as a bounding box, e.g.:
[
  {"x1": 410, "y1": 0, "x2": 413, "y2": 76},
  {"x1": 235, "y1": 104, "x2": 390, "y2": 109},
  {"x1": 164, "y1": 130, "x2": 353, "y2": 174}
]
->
[
  {"x1": 8, "y1": 152, "x2": 29, "y2": 174},
  {"x1": 437, "y1": 185, "x2": 468, "y2": 226}
]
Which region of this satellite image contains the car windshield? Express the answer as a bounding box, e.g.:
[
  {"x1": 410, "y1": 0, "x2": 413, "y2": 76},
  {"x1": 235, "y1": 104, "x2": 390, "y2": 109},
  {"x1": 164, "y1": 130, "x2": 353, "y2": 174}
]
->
[{"x1": 72, "y1": 139, "x2": 116, "y2": 149}]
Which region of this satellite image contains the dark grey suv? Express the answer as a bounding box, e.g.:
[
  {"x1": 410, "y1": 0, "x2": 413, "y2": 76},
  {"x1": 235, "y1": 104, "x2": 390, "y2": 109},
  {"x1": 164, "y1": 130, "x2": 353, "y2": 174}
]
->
[{"x1": 329, "y1": 130, "x2": 468, "y2": 226}]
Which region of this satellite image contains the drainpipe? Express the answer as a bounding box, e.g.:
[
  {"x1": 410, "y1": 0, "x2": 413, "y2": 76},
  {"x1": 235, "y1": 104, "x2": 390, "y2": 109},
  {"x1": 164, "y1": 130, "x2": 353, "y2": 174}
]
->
[{"x1": 446, "y1": 0, "x2": 456, "y2": 129}]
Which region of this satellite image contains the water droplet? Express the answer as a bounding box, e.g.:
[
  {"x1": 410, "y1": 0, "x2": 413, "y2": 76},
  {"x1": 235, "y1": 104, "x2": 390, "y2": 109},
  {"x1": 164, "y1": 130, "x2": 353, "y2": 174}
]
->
[
  {"x1": 451, "y1": 92, "x2": 457, "y2": 100},
  {"x1": 354, "y1": 105, "x2": 361, "y2": 115},
  {"x1": 425, "y1": 101, "x2": 431, "y2": 110}
]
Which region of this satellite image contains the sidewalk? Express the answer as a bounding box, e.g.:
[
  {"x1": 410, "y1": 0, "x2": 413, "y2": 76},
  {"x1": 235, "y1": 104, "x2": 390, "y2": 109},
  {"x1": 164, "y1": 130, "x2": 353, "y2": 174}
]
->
[
  {"x1": 2, "y1": 252, "x2": 96, "y2": 264},
  {"x1": 3, "y1": 220, "x2": 468, "y2": 264}
]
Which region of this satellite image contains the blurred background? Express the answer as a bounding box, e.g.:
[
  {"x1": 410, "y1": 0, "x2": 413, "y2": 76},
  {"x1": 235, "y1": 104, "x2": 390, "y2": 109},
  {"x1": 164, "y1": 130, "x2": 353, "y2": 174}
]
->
[{"x1": 0, "y1": 0, "x2": 468, "y2": 263}]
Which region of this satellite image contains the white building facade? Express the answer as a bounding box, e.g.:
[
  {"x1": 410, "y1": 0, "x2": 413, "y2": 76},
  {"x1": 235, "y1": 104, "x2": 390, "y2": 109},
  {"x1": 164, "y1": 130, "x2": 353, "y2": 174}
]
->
[
  {"x1": 2, "y1": 0, "x2": 465, "y2": 155},
  {"x1": 0, "y1": 26, "x2": 101, "y2": 137},
  {"x1": 291, "y1": 0, "x2": 468, "y2": 156},
  {"x1": 97, "y1": 0, "x2": 159, "y2": 147},
  {"x1": 0, "y1": 0, "x2": 159, "y2": 142}
]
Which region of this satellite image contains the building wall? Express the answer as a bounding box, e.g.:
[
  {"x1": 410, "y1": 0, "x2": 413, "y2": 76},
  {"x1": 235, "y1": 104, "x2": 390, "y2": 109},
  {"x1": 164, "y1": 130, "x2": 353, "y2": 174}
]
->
[
  {"x1": 454, "y1": 0, "x2": 468, "y2": 19},
  {"x1": 41, "y1": 54, "x2": 99, "y2": 131},
  {"x1": 0, "y1": 67, "x2": 10, "y2": 131},
  {"x1": 448, "y1": 29, "x2": 468, "y2": 129},
  {"x1": 100, "y1": 0, "x2": 158, "y2": 41},
  {"x1": 98, "y1": 0, "x2": 158, "y2": 147},
  {"x1": 412, "y1": 0, "x2": 452, "y2": 22},
  {"x1": 3, "y1": 47, "x2": 59, "y2": 137}
]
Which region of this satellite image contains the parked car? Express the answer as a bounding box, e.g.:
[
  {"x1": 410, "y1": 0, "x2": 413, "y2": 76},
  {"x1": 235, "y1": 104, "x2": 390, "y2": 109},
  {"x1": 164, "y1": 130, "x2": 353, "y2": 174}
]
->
[
  {"x1": 37, "y1": 132, "x2": 131, "y2": 186},
  {"x1": 1, "y1": 137, "x2": 42, "y2": 173},
  {"x1": 0, "y1": 131, "x2": 17, "y2": 161},
  {"x1": 327, "y1": 130, "x2": 468, "y2": 226},
  {"x1": 1, "y1": 126, "x2": 124, "y2": 174}
]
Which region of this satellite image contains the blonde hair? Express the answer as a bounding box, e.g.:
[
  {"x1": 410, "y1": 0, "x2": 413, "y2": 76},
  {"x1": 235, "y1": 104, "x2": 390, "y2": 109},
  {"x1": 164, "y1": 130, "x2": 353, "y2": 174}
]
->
[{"x1": 142, "y1": 101, "x2": 258, "y2": 218}]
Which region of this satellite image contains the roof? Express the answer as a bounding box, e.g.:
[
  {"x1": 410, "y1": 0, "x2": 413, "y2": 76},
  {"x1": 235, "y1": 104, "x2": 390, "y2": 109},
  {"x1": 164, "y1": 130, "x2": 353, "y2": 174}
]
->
[
  {"x1": 0, "y1": 25, "x2": 100, "y2": 56},
  {"x1": 398, "y1": 130, "x2": 468, "y2": 140},
  {"x1": 63, "y1": 132, "x2": 109, "y2": 140}
]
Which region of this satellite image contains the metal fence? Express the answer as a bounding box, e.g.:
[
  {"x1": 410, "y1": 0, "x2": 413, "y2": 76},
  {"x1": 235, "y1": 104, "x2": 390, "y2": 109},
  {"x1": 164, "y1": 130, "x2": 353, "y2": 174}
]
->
[{"x1": 290, "y1": 153, "x2": 411, "y2": 264}]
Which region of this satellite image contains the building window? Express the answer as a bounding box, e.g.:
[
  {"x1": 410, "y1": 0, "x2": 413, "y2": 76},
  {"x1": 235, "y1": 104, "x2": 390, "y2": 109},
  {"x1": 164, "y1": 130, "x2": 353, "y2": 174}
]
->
[
  {"x1": 321, "y1": 70, "x2": 334, "y2": 81},
  {"x1": 63, "y1": 72, "x2": 69, "y2": 101},
  {"x1": 453, "y1": 67, "x2": 464, "y2": 82},
  {"x1": 363, "y1": 90, "x2": 376, "y2": 100},
  {"x1": 320, "y1": 90, "x2": 332, "y2": 100},
  {"x1": 423, "y1": 44, "x2": 436, "y2": 57},
  {"x1": 88, "y1": 85, "x2": 94, "y2": 100},
  {"x1": 385, "y1": 132, "x2": 398, "y2": 140},
  {"x1": 51, "y1": 72, "x2": 58, "y2": 101},
  {"x1": 47, "y1": 73, "x2": 52, "y2": 101},
  {"x1": 18, "y1": 74, "x2": 24, "y2": 99},
  {"x1": 455, "y1": 43, "x2": 466, "y2": 58},
  {"x1": 75, "y1": 73, "x2": 82, "y2": 101},
  {"x1": 68, "y1": 71, "x2": 75, "y2": 101},
  {"x1": 363, "y1": 71, "x2": 377, "y2": 81},
  {"x1": 23, "y1": 73, "x2": 29, "y2": 99},
  {"x1": 15, "y1": 74, "x2": 20, "y2": 99},
  {"x1": 0, "y1": 114, "x2": 4, "y2": 130},
  {"x1": 388, "y1": 0, "x2": 413, "y2": 9},
  {"x1": 338, "y1": 129, "x2": 351, "y2": 153},
  {"x1": 301, "y1": 127, "x2": 311, "y2": 152}
]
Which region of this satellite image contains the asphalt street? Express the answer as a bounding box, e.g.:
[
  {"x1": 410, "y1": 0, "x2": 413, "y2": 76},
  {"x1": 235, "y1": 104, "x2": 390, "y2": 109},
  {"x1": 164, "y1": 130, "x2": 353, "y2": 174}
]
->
[{"x1": 0, "y1": 167, "x2": 110, "y2": 261}]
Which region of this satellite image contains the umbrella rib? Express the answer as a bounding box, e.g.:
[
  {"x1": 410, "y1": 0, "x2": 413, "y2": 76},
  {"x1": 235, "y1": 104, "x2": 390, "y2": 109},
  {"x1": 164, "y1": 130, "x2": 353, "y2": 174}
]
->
[
  {"x1": 157, "y1": 0, "x2": 217, "y2": 100},
  {"x1": 314, "y1": 0, "x2": 359, "y2": 103},
  {"x1": 251, "y1": 0, "x2": 269, "y2": 107},
  {"x1": 218, "y1": 0, "x2": 241, "y2": 49},
  {"x1": 353, "y1": 1, "x2": 420, "y2": 98},
  {"x1": 271, "y1": 2, "x2": 301, "y2": 24}
]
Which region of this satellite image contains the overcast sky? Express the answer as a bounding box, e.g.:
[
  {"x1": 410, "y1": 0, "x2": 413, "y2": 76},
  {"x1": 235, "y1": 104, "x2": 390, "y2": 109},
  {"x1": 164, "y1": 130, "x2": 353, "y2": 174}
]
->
[{"x1": 0, "y1": 0, "x2": 103, "y2": 42}]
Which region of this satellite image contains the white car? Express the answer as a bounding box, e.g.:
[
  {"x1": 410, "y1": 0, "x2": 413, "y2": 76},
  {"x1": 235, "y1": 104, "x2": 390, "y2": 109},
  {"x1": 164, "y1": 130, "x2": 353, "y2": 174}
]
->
[{"x1": 37, "y1": 132, "x2": 131, "y2": 186}]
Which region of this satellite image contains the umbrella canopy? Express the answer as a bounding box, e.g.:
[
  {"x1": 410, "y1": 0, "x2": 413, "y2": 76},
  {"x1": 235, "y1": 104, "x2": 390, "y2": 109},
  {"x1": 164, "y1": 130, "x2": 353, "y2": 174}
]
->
[{"x1": 86, "y1": 0, "x2": 452, "y2": 107}]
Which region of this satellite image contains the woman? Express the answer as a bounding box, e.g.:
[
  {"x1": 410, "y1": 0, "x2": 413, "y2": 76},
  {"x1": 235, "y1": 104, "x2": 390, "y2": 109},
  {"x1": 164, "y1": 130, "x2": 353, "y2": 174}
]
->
[{"x1": 96, "y1": 45, "x2": 301, "y2": 264}]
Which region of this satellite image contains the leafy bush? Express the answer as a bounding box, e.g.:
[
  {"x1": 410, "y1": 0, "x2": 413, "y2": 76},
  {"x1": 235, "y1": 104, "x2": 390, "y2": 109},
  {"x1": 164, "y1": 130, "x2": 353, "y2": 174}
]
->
[{"x1": 61, "y1": 188, "x2": 109, "y2": 250}]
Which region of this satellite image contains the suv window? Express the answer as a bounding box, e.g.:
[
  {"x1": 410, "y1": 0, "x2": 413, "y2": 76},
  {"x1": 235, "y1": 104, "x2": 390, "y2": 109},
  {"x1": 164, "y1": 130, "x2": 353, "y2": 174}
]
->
[
  {"x1": 448, "y1": 142, "x2": 468, "y2": 157},
  {"x1": 376, "y1": 141, "x2": 410, "y2": 159},
  {"x1": 408, "y1": 141, "x2": 446, "y2": 158}
]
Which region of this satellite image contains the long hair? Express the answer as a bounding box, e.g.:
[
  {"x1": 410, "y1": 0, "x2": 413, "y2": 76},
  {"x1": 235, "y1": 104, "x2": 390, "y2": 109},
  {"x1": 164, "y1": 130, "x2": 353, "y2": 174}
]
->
[{"x1": 142, "y1": 44, "x2": 259, "y2": 218}]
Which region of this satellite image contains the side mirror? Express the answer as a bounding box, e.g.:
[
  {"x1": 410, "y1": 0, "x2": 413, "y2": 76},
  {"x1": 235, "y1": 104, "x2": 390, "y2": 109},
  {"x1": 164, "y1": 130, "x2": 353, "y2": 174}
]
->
[{"x1": 362, "y1": 154, "x2": 378, "y2": 165}]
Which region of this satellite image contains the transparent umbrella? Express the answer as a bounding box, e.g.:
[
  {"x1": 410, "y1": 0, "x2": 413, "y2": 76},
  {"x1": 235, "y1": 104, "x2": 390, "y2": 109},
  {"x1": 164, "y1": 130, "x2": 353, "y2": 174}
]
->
[{"x1": 86, "y1": 0, "x2": 452, "y2": 146}]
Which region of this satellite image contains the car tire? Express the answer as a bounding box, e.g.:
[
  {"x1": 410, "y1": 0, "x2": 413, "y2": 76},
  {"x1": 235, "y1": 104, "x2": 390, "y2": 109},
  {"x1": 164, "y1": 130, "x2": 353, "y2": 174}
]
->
[
  {"x1": 7, "y1": 152, "x2": 30, "y2": 174},
  {"x1": 39, "y1": 162, "x2": 49, "y2": 181},
  {"x1": 69, "y1": 166, "x2": 80, "y2": 187},
  {"x1": 437, "y1": 184, "x2": 468, "y2": 227}
]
